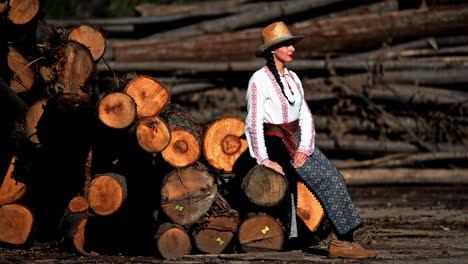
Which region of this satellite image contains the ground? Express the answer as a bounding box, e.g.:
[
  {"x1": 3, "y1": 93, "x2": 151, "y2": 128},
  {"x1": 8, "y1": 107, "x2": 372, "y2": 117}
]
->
[{"x1": 1, "y1": 185, "x2": 467, "y2": 264}]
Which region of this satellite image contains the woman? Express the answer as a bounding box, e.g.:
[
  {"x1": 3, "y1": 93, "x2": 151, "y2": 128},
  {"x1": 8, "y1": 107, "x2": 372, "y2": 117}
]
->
[{"x1": 244, "y1": 21, "x2": 377, "y2": 259}]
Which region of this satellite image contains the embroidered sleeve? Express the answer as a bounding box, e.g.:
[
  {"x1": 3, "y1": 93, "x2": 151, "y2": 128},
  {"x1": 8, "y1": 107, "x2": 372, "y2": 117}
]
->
[
  {"x1": 292, "y1": 72, "x2": 315, "y2": 156},
  {"x1": 245, "y1": 79, "x2": 270, "y2": 165}
]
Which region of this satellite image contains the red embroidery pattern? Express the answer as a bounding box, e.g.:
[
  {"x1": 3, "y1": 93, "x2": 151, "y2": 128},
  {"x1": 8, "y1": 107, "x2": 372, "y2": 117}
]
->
[
  {"x1": 250, "y1": 82, "x2": 267, "y2": 164},
  {"x1": 264, "y1": 66, "x2": 289, "y2": 123}
]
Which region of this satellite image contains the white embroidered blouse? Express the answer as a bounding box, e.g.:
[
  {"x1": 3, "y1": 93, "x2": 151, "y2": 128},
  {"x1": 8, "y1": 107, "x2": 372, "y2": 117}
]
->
[{"x1": 245, "y1": 66, "x2": 316, "y2": 165}]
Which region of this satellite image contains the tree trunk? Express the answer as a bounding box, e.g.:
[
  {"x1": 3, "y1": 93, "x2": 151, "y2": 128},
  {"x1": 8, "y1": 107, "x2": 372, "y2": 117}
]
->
[
  {"x1": 0, "y1": 156, "x2": 27, "y2": 206},
  {"x1": 0, "y1": 203, "x2": 33, "y2": 245},
  {"x1": 342, "y1": 168, "x2": 468, "y2": 184},
  {"x1": 155, "y1": 223, "x2": 192, "y2": 259},
  {"x1": 88, "y1": 173, "x2": 127, "y2": 216},
  {"x1": 67, "y1": 24, "x2": 107, "y2": 61},
  {"x1": 160, "y1": 103, "x2": 202, "y2": 168},
  {"x1": 238, "y1": 214, "x2": 284, "y2": 252},
  {"x1": 160, "y1": 164, "x2": 217, "y2": 226},
  {"x1": 135, "y1": 115, "x2": 171, "y2": 154},
  {"x1": 124, "y1": 75, "x2": 170, "y2": 118},
  {"x1": 203, "y1": 116, "x2": 248, "y2": 173},
  {"x1": 296, "y1": 182, "x2": 324, "y2": 232},
  {"x1": 241, "y1": 165, "x2": 288, "y2": 207},
  {"x1": 97, "y1": 92, "x2": 136, "y2": 129}
]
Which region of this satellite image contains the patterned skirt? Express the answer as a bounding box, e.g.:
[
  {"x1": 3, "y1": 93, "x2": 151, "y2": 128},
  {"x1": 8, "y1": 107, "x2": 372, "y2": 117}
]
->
[{"x1": 264, "y1": 134, "x2": 362, "y2": 238}]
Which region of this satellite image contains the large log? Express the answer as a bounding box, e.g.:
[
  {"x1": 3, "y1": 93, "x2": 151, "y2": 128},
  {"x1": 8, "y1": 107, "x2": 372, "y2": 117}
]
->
[
  {"x1": 192, "y1": 194, "x2": 240, "y2": 254},
  {"x1": 202, "y1": 116, "x2": 248, "y2": 173},
  {"x1": 124, "y1": 75, "x2": 170, "y2": 118},
  {"x1": 7, "y1": 46, "x2": 36, "y2": 93},
  {"x1": 135, "y1": 115, "x2": 171, "y2": 154},
  {"x1": 160, "y1": 103, "x2": 202, "y2": 168},
  {"x1": 88, "y1": 173, "x2": 127, "y2": 216},
  {"x1": 113, "y1": 3, "x2": 468, "y2": 62},
  {"x1": 238, "y1": 214, "x2": 284, "y2": 252},
  {"x1": 160, "y1": 165, "x2": 217, "y2": 226},
  {"x1": 241, "y1": 165, "x2": 288, "y2": 207},
  {"x1": 67, "y1": 24, "x2": 106, "y2": 61},
  {"x1": 0, "y1": 156, "x2": 27, "y2": 206},
  {"x1": 62, "y1": 211, "x2": 98, "y2": 256},
  {"x1": 6, "y1": 0, "x2": 40, "y2": 25},
  {"x1": 155, "y1": 223, "x2": 192, "y2": 259},
  {"x1": 0, "y1": 203, "x2": 33, "y2": 245},
  {"x1": 97, "y1": 92, "x2": 137, "y2": 129}
]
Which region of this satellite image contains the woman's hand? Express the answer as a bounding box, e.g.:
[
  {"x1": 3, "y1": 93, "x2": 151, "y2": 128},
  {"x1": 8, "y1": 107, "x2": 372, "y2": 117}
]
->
[
  {"x1": 265, "y1": 161, "x2": 285, "y2": 175},
  {"x1": 293, "y1": 151, "x2": 308, "y2": 168}
]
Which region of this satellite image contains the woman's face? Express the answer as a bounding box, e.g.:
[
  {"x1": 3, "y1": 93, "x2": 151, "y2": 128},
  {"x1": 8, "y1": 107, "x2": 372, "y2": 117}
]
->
[{"x1": 272, "y1": 41, "x2": 295, "y2": 64}]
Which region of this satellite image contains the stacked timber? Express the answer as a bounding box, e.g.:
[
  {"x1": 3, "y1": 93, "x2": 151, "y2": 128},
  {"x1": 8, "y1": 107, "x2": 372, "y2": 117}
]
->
[{"x1": 1, "y1": 0, "x2": 468, "y2": 260}]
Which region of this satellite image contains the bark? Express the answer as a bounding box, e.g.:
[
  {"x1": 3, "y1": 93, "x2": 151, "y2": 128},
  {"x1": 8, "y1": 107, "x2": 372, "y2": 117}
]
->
[
  {"x1": 97, "y1": 92, "x2": 137, "y2": 129},
  {"x1": 88, "y1": 173, "x2": 127, "y2": 216},
  {"x1": 0, "y1": 203, "x2": 33, "y2": 245},
  {"x1": 296, "y1": 182, "x2": 325, "y2": 232},
  {"x1": 160, "y1": 103, "x2": 202, "y2": 168},
  {"x1": 241, "y1": 165, "x2": 288, "y2": 207},
  {"x1": 160, "y1": 165, "x2": 217, "y2": 226},
  {"x1": 135, "y1": 115, "x2": 171, "y2": 154},
  {"x1": 203, "y1": 116, "x2": 248, "y2": 173},
  {"x1": 155, "y1": 223, "x2": 192, "y2": 259},
  {"x1": 0, "y1": 156, "x2": 27, "y2": 206},
  {"x1": 124, "y1": 75, "x2": 170, "y2": 118},
  {"x1": 238, "y1": 214, "x2": 284, "y2": 252},
  {"x1": 67, "y1": 24, "x2": 106, "y2": 61}
]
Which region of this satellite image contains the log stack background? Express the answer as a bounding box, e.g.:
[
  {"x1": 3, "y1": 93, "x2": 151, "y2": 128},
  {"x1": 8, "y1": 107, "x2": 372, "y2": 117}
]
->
[{"x1": 1, "y1": 0, "x2": 468, "y2": 259}]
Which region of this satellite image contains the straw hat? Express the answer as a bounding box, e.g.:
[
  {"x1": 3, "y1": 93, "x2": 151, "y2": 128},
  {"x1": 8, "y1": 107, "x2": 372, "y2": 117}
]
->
[{"x1": 255, "y1": 21, "x2": 303, "y2": 57}]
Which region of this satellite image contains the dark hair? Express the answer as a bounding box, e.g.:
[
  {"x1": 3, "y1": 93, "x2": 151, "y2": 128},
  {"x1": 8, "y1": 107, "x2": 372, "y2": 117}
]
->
[{"x1": 264, "y1": 48, "x2": 295, "y2": 106}]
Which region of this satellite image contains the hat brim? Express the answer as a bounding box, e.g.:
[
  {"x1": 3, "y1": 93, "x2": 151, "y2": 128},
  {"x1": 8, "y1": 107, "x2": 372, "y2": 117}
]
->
[{"x1": 255, "y1": 35, "x2": 304, "y2": 57}]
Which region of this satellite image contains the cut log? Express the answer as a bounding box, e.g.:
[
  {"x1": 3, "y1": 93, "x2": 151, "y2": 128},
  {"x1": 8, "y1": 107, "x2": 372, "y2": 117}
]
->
[
  {"x1": 342, "y1": 168, "x2": 468, "y2": 185},
  {"x1": 67, "y1": 196, "x2": 89, "y2": 213},
  {"x1": 113, "y1": 3, "x2": 468, "y2": 62},
  {"x1": 124, "y1": 75, "x2": 170, "y2": 118},
  {"x1": 67, "y1": 24, "x2": 106, "y2": 61},
  {"x1": 241, "y1": 165, "x2": 288, "y2": 207},
  {"x1": 296, "y1": 182, "x2": 324, "y2": 232},
  {"x1": 238, "y1": 214, "x2": 284, "y2": 252},
  {"x1": 25, "y1": 99, "x2": 47, "y2": 143},
  {"x1": 0, "y1": 1, "x2": 7, "y2": 13},
  {"x1": 7, "y1": 0, "x2": 40, "y2": 25},
  {"x1": 135, "y1": 115, "x2": 171, "y2": 153},
  {"x1": 88, "y1": 173, "x2": 127, "y2": 216},
  {"x1": 62, "y1": 212, "x2": 98, "y2": 256},
  {"x1": 0, "y1": 156, "x2": 27, "y2": 206},
  {"x1": 97, "y1": 92, "x2": 136, "y2": 129},
  {"x1": 55, "y1": 41, "x2": 95, "y2": 102},
  {"x1": 7, "y1": 46, "x2": 36, "y2": 93},
  {"x1": 160, "y1": 104, "x2": 202, "y2": 168},
  {"x1": 160, "y1": 165, "x2": 217, "y2": 226},
  {"x1": 203, "y1": 116, "x2": 248, "y2": 173},
  {"x1": 192, "y1": 194, "x2": 240, "y2": 254},
  {"x1": 155, "y1": 223, "x2": 192, "y2": 259},
  {"x1": 0, "y1": 203, "x2": 33, "y2": 245}
]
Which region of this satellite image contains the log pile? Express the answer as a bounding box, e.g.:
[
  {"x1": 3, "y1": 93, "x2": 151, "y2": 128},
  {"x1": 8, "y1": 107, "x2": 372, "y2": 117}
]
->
[{"x1": 1, "y1": 0, "x2": 468, "y2": 260}]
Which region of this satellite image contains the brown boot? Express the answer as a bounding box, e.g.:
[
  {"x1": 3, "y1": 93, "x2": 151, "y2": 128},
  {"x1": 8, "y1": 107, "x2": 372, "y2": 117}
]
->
[{"x1": 329, "y1": 239, "x2": 377, "y2": 259}]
